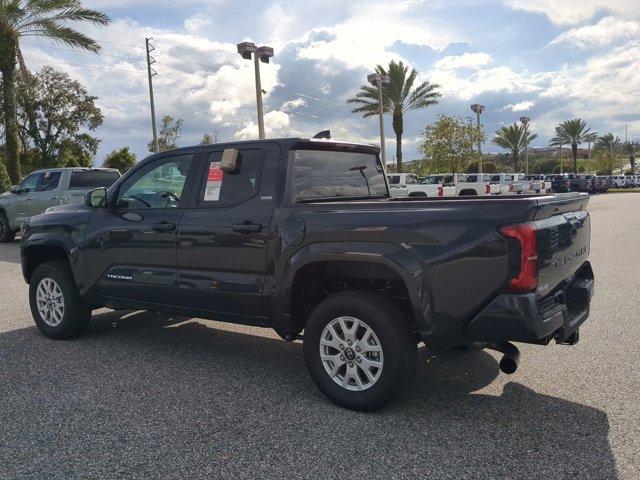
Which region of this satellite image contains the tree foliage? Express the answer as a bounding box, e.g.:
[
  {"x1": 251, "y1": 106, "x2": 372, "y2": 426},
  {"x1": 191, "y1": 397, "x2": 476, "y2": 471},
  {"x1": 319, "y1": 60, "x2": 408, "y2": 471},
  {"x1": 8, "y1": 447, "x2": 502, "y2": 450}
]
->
[
  {"x1": 0, "y1": 157, "x2": 10, "y2": 192},
  {"x1": 149, "y1": 115, "x2": 183, "y2": 152},
  {"x1": 493, "y1": 123, "x2": 537, "y2": 172},
  {"x1": 104, "y1": 146, "x2": 136, "y2": 173},
  {"x1": 550, "y1": 119, "x2": 593, "y2": 173},
  {"x1": 348, "y1": 60, "x2": 440, "y2": 173},
  {"x1": 200, "y1": 131, "x2": 218, "y2": 144},
  {"x1": 12, "y1": 66, "x2": 103, "y2": 169},
  {"x1": 418, "y1": 115, "x2": 484, "y2": 174},
  {"x1": 0, "y1": 0, "x2": 110, "y2": 183}
]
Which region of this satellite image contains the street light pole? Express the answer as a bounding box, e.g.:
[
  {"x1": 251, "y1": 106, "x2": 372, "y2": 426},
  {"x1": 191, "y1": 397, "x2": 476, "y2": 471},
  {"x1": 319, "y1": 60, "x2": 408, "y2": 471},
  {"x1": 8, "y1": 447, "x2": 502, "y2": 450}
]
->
[
  {"x1": 368, "y1": 73, "x2": 390, "y2": 169},
  {"x1": 520, "y1": 116, "x2": 530, "y2": 175},
  {"x1": 556, "y1": 126, "x2": 564, "y2": 174},
  {"x1": 471, "y1": 104, "x2": 485, "y2": 174},
  {"x1": 145, "y1": 38, "x2": 159, "y2": 153},
  {"x1": 237, "y1": 42, "x2": 274, "y2": 140}
]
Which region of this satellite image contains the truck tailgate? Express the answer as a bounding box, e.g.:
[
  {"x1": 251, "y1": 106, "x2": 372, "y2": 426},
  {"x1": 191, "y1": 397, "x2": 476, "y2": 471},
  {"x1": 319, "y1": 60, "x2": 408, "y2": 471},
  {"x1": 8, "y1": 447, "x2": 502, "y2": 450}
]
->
[{"x1": 533, "y1": 194, "x2": 590, "y2": 298}]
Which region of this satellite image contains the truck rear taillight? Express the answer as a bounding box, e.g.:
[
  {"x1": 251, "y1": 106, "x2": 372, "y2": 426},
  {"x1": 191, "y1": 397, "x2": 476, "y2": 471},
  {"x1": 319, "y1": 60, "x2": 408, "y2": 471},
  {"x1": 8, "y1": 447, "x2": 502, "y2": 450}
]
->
[
  {"x1": 509, "y1": 184, "x2": 514, "y2": 192},
  {"x1": 499, "y1": 222, "x2": 538, "y2": 292},
  {"x1": 485, "y1": 184, "x2": 491, "y2": 194}
]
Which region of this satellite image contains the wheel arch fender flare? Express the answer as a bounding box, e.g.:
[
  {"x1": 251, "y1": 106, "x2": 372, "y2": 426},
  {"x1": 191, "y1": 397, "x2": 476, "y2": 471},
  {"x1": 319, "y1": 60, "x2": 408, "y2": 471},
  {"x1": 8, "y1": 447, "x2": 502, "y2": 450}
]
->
[
  {"x1": 276, "y1": 241, "x2": 433, "y2": 335},
  {"x1": 21, "y1": 234, "x2": 84, "y2": 290}
]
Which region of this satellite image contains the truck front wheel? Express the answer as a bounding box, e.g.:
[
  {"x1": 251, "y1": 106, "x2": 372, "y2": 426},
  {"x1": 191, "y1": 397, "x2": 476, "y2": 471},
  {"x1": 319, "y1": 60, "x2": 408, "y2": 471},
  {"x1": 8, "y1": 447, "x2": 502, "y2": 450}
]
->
[
  {"x1": 303, "y1": 291, "x2": 417, "y2": 411},
  {"x1": 0, "y1": 212, "x2": 16, "y2": 243},
  {"x1": 29, "y1": 261, "x2": 91, "y2": 339}
]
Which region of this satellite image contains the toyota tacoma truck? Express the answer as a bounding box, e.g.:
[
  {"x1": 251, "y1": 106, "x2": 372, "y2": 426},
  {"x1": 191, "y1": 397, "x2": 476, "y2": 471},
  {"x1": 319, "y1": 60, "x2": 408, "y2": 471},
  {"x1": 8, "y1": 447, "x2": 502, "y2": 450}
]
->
[
  {"x1": 20, "y1": 137, "x2": 594, "y2": 411},
  {"x1": 0, "y1": 167, "x2": 121, "y2": 242}
]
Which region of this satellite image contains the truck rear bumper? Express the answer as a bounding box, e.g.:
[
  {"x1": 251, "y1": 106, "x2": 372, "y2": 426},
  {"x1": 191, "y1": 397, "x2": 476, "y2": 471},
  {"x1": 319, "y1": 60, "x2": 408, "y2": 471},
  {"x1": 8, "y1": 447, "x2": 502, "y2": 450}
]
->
[{"x1": 463, "y1": 262, "x2": 594, "y2": 345}]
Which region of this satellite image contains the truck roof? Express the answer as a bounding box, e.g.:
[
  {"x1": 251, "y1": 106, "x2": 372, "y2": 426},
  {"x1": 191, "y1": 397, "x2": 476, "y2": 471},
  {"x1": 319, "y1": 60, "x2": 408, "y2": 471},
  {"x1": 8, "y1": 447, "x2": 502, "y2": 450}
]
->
[
  {"x1": 154, "y1": 137, "x2": 381, "y2": 155},
  {"x1": 31, "y1": 167, "x2": 119, "y2": 173}
]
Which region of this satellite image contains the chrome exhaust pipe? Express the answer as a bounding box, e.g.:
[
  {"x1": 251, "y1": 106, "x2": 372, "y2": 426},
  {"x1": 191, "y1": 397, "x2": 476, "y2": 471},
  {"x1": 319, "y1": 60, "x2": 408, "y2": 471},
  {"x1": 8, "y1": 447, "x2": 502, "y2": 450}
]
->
[{"x1": 487, "y1": 342, "x2": 520, "y2": 374}]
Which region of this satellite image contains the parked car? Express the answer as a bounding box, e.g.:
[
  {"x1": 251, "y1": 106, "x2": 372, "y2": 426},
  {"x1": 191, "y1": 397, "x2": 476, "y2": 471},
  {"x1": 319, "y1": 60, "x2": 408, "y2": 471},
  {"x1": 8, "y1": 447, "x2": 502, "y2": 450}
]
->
[
  {"x1": 574, "y1": 174, "x2": 596, "y2": 193},
  {"x1": 546, "y1": 174, "x2": 572, "y2": 193},
  {"x1": 455, "y1": 173, "x2": 499, "y2": 196},
  {"x1": 20, "y1": 137, "x2": 594, "y2": 411},
  {"x1": 0, "y1": 167, "x2": 121, "y2": 243},
  {"x1": 593, "y1": 176, "x2": 610, "y2": 193},
  {"x1": 524, "y1": 174, "x2": 550, "y2": 194},
  {"x1": 419, "y1": 174, "x2": 456, "y2": 197},
  {"x1": 387, "y1": 173, "x2": 455, "y2": 198},
  {"x1": 610, "y1": 175, "x2": 627, "y2": 188},
  {"x1": 489, "y1": 173, "x2": 516, "y2": 195}
]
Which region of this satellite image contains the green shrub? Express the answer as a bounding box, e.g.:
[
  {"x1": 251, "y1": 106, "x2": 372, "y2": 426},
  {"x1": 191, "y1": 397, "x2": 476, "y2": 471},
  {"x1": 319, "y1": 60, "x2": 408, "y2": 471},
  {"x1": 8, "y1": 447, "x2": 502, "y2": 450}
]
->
[{"x1": 0, "y1": 159, "x2": 11, "y2": 193}]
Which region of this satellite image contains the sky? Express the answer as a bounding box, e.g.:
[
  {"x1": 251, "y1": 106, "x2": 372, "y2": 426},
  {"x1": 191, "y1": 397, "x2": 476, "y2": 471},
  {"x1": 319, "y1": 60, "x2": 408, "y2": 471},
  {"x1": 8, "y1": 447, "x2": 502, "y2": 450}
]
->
[{"x1": 19, "y1": 0, "x2": 640, "y2": 164}]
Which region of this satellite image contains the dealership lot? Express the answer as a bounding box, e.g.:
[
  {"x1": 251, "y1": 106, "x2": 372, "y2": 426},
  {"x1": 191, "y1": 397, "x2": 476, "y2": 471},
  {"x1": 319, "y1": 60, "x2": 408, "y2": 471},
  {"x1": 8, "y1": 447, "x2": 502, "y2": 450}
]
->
[{"x1": 1, "y1": 193, "x2": 639, "y2": 480}]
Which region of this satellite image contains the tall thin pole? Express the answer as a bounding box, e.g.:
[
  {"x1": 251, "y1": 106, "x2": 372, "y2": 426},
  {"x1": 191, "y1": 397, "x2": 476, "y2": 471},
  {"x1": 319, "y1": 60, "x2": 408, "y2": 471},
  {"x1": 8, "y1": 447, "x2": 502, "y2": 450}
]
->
[
  {"x1": 377, "y1": 78, "x2": 386, "y2": 168},
  {"x1": 476, "y1": 110, "x2": 483, "y2": 174},
  {"x1": 146, "y1": 38, "x2": 159, "y2": 153},
  {"x1": 559, "y1": 138, "x2": 563, "y2": 174},
  {"x1": 253, "y1": 52, "x2": 265, "y2": 140}
]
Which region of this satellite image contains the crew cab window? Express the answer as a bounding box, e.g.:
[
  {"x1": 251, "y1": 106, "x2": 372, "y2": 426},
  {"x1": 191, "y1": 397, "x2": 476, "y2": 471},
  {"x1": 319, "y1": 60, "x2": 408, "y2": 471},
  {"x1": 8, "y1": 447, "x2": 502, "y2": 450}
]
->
[
  {"x1": 406, "y1": 175, "x2": 418, "y2": 184},
  {"x1": 116, "y1": 154, "x2": 193, "y2": 209},
  {"x1": 490, "y1": 175, "x2": 501, "y2": 182},
  {"x1": 20, "y1": 173, "x2": 43, "y2": 191},
  {"x1": 36, "y1": 171, "x2": 62, "y2": 191},
  {"x1": 466, "y1": 175, "x2": 478, "y2": 182},
  {"x1": 387, "y1": 175, "x2": 400, "y2": 185},
  {"x1": 292, "y1": 149, "x2": 387, "y2": 202},
  {"x1": 69, "y1": 170, "x2": 120, "y2": 190},
  {"x1": 197, "y1": 149, "x2": 264, "y2": 207}
]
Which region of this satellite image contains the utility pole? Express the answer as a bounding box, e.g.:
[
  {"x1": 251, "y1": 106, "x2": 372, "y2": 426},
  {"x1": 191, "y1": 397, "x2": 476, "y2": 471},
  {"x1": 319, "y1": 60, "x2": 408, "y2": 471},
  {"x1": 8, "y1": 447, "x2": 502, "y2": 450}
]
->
[
  {"x1": 520, "y1": 116, "x2": 530, "y2": 175},
  {"x1": 471, "y1": 104, "x2": 485, "y2": 174},
  {"x1": 368, "y1": 73, "x2": 391, "y2": 169},
  {"x1": 145, "y1": 38, "x2": 159, "y2": 153}
]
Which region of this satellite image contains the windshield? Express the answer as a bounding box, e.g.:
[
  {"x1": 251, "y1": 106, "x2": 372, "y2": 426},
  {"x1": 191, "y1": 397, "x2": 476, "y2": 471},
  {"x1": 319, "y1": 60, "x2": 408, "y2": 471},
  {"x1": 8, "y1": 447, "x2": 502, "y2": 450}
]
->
[{"x1": 291, "y1": 149, "x2": 387, "y2": 202}]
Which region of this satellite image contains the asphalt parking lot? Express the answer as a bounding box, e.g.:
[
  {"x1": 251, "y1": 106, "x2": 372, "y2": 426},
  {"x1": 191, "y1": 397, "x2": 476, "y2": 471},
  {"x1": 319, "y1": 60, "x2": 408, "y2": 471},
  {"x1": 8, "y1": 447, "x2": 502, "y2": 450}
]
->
[{"x1": 1, "y1": 193, "x2": 639, "y2": 480}]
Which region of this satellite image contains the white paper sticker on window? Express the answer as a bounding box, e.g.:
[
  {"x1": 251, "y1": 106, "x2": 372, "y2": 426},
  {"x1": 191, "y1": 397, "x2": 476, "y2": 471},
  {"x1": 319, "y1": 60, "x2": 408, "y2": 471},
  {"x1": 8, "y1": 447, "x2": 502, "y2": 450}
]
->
[{"x1": 204, "y1": 162, "x2": 224, "y2": 201}]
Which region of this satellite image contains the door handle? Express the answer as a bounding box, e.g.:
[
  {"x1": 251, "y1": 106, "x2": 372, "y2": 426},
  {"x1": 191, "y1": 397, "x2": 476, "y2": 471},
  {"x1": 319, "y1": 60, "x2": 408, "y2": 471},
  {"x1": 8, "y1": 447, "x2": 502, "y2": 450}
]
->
[
  {"x1": 27, "y1": 197, "x2": 34, "y2": 201},
  {"x1": 151, "y1": 222, "x2": 176, "y2": 232},
  {"x1": 50, "y1": 196, "x2": 59, "y2": 200},
  {"x1": 232, "y1": 222, "x2": 263, "y2": 234}
]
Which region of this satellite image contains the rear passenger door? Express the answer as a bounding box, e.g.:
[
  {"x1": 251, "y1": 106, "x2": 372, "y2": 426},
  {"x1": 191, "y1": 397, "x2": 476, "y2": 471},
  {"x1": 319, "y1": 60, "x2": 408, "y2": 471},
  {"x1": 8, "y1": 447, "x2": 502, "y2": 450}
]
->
[{"x1": 176, "y1": 143, "x2": 280, "y2": 319}]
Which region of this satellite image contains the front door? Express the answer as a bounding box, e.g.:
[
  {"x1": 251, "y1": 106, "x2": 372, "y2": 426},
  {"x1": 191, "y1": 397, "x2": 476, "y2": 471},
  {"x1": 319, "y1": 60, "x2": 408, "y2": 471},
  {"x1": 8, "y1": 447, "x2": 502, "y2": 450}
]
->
[
  {"x1": 83, "y1": 152, "x2": 198, "y2": 305},
  {"x1": 12, "y1": 172, "x2": 44, "y2": 226},
  {"x1": 176, "y1": 143, "x2": 279, "y2": 320},
  {"x1": 29, "y1": 170, "x2": 63, "y2": 215}
]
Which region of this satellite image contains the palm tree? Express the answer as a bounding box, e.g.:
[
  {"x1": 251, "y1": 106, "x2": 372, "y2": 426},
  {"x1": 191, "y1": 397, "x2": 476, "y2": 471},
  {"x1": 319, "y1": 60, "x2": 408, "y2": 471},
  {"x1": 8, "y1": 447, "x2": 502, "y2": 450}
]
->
[
  {"x1": 492, "y1": 123, "x2": 537, "y2": 172},
  {"x1": 595, "y1": 133, "x2": 621, "y2": 175},
  {"x1": 549, "y1": 119, "x2": 592, "y2": 173},
  {"x1": 348, "y1": 60, "x2": 440, "y2": 173},
  {"x1": 0, "y1": 1, "x2": 110, "y2": 183},
  {"x1": 623, "y1": 141, "x2": 639, "y2": 173}
]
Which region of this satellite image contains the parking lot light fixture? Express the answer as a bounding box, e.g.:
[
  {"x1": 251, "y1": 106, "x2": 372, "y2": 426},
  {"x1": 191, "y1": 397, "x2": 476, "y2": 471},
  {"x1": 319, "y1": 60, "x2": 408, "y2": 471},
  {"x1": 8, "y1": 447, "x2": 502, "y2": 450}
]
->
[
  {"x1": 368, "y1": 73, "x2": 391, "y2": 168},
  {"x1": 237, "y1": 42, "x2": 273, "y2": 140},
  {"x1": 556, "y1": 126, "x2": 564, "y2": 174},
  {"x1": 471, "y1": 104, "x2": 485, "y2": 174},
  {"x1": 520, "y1": 116, "x2": 531, "y2": 175}
]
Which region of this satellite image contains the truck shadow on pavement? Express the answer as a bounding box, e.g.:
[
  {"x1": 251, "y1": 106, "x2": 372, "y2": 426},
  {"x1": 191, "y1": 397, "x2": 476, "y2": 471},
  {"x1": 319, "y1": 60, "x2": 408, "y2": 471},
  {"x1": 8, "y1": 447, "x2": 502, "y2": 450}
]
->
[
  {"x1": 0, "y1": 240, "x2": 20, "y2": 264},
  {"x1": 0, "y1": 309, "x2": 618, "y2": 480}
]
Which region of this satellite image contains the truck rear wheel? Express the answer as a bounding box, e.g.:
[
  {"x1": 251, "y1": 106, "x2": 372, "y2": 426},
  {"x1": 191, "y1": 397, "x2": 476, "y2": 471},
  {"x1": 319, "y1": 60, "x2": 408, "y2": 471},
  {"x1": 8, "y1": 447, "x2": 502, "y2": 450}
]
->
[
  {"x1": 303, "y1": 290, "x2": 417, "y2": 411},
  {"x1": 0, "y1": 212, "x2": 16, "y2": 243},
  {"x1": 29, "y1": 261, "x2": 91, "y2": 339}
]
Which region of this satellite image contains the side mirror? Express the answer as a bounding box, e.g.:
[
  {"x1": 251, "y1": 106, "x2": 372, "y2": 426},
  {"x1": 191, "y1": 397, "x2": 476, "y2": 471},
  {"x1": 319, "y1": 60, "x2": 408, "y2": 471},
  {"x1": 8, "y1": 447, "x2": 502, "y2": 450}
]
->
[
  {"x1": 85, "y1": 187, "x2": 107, "y2": 208},
  {"x1": 9, "y1": 185, "x2": 21, "y2": 194},
  {"x1": 220, "y1": 149, "x2": 239, "y2": 174}
]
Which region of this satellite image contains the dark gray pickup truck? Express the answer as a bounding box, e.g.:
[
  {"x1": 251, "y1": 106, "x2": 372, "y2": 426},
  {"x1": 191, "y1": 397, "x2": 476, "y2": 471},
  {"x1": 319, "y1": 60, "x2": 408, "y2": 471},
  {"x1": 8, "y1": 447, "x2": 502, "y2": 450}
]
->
[{"x1": 20, "y1": 137, "x2": 594, "y2": 410}]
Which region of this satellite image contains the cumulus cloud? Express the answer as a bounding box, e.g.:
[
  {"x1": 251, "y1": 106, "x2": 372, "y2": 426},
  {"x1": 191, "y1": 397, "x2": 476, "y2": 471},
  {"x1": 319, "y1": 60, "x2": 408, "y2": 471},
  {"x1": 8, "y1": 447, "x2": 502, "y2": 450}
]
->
[
  {"x1": 434, "y1": 52, "x2": 492, "y2": 70},
  {"x1": 549, "y1": 16, "x2": 640, "y2": 48},
  {"x1": 504, "y1": 101, "x2": 536, "y2": 112},
  {"x1": 503, "y1": 0, "x2": 640, "y2": 25},
  {"x1": 234, "y1": 110, "x2": 298, "y2": 140}
]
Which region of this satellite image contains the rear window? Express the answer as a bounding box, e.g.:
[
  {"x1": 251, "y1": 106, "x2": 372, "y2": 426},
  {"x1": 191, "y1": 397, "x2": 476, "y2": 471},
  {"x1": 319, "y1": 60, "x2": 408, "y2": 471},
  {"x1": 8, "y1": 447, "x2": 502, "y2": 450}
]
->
[
  {"x1": 69, "y1": 170, "x2": 120, "y2": 190},
  {"x1": 291, "y1": 149, "x2": 387, "y2": 202}
]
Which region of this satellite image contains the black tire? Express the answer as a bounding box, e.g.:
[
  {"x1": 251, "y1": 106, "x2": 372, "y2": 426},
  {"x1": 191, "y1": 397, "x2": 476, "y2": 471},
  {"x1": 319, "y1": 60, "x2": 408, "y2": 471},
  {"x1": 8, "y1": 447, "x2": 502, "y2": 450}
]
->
[
  {"x1": 29, "y1": 261, "x2": 91, "y2": 339},
  {"x1": 303, "y1": 290, "x2": 418, "y2": 411},
  {"x1": 0, "y1": 211, "x2": 16, "y2": 243}
]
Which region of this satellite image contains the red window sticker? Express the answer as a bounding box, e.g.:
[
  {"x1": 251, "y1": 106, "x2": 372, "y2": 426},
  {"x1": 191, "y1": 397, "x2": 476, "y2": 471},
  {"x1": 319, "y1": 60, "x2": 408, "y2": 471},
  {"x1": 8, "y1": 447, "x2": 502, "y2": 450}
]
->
[{"x1": 204, "y1": 162, "x2": 224, "y2": 201}]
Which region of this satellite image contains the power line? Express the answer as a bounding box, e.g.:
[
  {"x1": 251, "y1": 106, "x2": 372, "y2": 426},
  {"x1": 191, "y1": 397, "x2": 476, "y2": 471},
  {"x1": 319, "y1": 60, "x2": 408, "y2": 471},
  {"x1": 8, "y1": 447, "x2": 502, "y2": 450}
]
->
[
  {"x1": 20, "y1": 42, "x2": 145, "y2": 64},
  {"x1": 23, "y1": 57, "x2": 144, "y2": 74}
]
